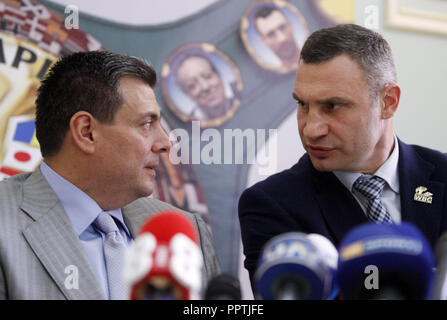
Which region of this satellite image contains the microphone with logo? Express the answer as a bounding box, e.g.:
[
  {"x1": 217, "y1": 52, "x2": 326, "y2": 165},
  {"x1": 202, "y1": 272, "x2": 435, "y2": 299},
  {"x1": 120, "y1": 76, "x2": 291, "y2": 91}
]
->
[
  {"x1": 122, "y1": 210, "x2": 204, "y2": 300},
  {"x1": 254, "y1": 232, "x2": 336, "y2": 300},
  {"x1": 307, "y1": 233, "x2": 340, "y2": 299},
  {"x1": 431, "y1": 231, "x2": 447, "y2": 299},
  {"x1": 338, "y1": 222, "x2": 435, "y2": 300}
]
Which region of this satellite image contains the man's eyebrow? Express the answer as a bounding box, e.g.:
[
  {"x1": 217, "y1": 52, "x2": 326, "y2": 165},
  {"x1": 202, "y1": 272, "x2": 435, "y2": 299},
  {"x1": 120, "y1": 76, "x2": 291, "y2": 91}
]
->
[
  {"x1": 136, "y1": 112, "x2": 160, "y2": 121},
  {"x1": 291, "y1": 93, "x2": 352, "y2": 104},
  {"x1": 315, "y1": 96, "x2": 353, "y2": 104}
]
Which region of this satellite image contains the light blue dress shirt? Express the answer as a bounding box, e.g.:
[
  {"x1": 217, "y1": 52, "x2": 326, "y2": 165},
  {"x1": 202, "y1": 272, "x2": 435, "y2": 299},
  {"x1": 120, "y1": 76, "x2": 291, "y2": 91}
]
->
[
  {"x1": 40, "y1": 161, "x2": 133, "y2": 299},
  {"x1": 333, "y1": 135, "x2": 401, "y2": 223}
]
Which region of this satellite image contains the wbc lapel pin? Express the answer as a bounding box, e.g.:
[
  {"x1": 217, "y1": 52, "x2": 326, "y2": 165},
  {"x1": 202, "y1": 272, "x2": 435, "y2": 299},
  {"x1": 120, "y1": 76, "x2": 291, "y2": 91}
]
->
[{"x1": 414, "y1": 186, "x2": 433, "y2": 204}]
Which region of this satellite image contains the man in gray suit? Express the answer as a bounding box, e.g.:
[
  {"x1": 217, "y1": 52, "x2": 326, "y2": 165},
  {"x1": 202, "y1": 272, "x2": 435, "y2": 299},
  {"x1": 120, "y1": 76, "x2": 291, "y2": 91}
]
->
[{"x1": 0, "y1": 51, "x2": 221, "y2": 299}]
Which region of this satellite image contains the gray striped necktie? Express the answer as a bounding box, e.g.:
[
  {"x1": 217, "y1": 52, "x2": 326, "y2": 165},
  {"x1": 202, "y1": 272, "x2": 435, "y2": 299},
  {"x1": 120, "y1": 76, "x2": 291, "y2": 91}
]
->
[
  {"x1": 94, "y1": 212, "x2": 127, "y2": 300},
  {"x1": 353, "y1": 175, "x2": 393, "y2": 223}
]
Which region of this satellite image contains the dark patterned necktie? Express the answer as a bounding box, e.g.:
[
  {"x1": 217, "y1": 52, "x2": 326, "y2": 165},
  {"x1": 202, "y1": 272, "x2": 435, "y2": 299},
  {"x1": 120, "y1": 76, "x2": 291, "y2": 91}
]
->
[{"x1": 353, "y1": 175, "x2": 393, "y2": 223}]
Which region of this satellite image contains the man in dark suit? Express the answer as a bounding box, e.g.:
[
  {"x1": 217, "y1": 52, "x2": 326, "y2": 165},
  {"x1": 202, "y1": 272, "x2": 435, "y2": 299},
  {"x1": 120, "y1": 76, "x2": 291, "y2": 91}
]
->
[{"x1": 238, "y1": 24, "x2": 447, "y2": 289}]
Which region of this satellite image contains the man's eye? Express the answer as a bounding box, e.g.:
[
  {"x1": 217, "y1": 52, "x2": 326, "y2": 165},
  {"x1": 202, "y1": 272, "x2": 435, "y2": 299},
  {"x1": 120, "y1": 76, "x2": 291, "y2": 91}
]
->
[
  {"x1": 327, "y1": 103, "x2": 341, "y2": 110},
  {"x1": 297, "y1": 100, "x2": 307, "y2": 108},
  {"x1": 202, "y1": 72, "x2": 213, "y2": 79},
  {"x1": 186, "y1": 84, "x2": 196, "y2": 91},
  {"x1": 143, "y1": 121, "x2": 152, "y2": 129}
]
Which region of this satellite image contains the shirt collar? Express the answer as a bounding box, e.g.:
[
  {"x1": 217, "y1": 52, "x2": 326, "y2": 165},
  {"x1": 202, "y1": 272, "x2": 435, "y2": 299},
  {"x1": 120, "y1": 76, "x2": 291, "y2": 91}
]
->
[
  {"x1": 334, "y1": 135, "x2": 400, "y2": 193},
  {"x1": 39, "y1": 161, "x2": 131, "y2": 237}
]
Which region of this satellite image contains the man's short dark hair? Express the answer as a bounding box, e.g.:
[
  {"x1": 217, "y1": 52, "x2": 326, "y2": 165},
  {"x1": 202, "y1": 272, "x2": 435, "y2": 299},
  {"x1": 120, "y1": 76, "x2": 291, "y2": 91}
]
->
[
  {"x1": 35, "y1": 50, "x2": 156, "y2": 157},
  {"x1": 254, "y1": 6, "x2": 278, "y2": 20},
  {"x1": 300, "y1": 24, "x2": 397, "y2": 98},
  {"x1": 253, "y1": 6, "x2": 284, "y2": 33}
]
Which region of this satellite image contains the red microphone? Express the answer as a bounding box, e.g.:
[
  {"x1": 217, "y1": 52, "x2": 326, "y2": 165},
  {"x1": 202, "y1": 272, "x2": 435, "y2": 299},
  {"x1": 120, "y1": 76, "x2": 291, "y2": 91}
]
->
[{"x1": 123, "y1": 210, "x2": 204, "y2": 300}]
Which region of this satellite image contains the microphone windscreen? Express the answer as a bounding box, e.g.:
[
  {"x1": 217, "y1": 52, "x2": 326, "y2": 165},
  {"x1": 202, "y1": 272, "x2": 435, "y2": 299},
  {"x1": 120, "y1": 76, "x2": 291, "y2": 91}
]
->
[
  {"x1": 255, "y1": 232, "x2": 331, "y2": 300},
  {"x1": 431, "y1": 231, "x2": 447, "y2": 299},
  {"x1": 338, "y1": 222, "x2": 435, "y2": 299},
  {"x1": 139, "y1": 210, "x2": 199, "y2": 244},
  {"x1": 307, "y1": 233, "x2": 339, "y2": 299},
  {"x1": 435, "y1": 231, "x2": 447, "y2": 263},
  {"x1": 123, "y1": 210, "x2": 203, "y2": 300}
]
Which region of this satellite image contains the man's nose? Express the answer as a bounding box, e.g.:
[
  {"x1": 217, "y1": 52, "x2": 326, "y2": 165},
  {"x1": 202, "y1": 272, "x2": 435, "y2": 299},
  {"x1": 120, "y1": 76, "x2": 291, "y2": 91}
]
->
[
  {"x1": 276, "y1": 30, "x2": 287, "y2": 43},
  {"x1": 198, "y1": 77, "x2": 211, "y2": 92},
  {"x1": 152, "y1": 124, "x2": 171, "y2": 153},
  {"x1": 301, "y1": 108, "x2": 329, "y2": 140}
]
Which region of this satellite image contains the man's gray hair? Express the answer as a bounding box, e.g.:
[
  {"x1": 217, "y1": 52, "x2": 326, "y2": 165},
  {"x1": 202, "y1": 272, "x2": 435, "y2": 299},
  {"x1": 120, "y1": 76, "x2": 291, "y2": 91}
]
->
[{"x1": 300, "y1": 24, "x2": 397, "y2": 99}]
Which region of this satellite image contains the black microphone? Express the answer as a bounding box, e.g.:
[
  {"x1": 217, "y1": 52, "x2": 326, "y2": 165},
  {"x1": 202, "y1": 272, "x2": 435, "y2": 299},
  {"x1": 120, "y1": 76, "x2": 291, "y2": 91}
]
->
[
  {"x1": 204, "y1": 273, "x2": 241, "y2": 300},
  {"x1": 431, "y1": 231, "x2": 447, "y2": 299}
]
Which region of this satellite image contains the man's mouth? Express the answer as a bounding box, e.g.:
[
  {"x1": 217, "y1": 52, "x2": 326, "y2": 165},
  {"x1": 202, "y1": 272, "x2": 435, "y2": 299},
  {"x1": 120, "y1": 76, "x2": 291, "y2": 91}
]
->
[
  {"x1": 144, "y1": 162, "x2": 159, "y2": 176},
  {"x1": 145, "y1": 162, "x2": 159, "y2": 170},
  {"x1": 307, "y1": 145, "x2": 334, "y2": 158}
]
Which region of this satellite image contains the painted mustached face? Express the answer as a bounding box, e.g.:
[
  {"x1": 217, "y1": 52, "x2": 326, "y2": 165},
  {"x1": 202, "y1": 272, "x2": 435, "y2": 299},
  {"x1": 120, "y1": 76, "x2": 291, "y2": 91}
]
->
[{"x1": 176, "y1": 56, "x2": 227, "y2": 111}]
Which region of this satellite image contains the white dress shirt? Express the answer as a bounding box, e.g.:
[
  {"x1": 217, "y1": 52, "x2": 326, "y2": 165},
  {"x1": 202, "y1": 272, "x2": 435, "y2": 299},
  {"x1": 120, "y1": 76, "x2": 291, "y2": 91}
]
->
[{"x1": 333, "y1": 135, "x2": 401, "y2": 223}]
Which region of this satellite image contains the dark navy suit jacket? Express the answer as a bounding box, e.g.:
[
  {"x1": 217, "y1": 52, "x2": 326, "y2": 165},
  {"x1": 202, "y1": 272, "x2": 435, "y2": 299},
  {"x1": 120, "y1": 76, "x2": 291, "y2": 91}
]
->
[{"x1": 238, "y1": 139, "x2": 447, "y2": 283}]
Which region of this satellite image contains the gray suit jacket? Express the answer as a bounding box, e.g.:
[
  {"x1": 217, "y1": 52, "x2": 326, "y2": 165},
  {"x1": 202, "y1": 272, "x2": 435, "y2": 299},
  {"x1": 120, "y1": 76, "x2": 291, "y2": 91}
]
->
[{"x1": 0, "y1": 169, "x2": 221, "y2": 299}]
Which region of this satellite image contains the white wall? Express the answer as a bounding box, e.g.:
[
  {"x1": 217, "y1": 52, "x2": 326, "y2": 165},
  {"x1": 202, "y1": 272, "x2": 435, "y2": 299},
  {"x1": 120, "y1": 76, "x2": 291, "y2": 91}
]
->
[
  {"x1": 356, "y1": 0, "x2": 447, "y2": 152},
  {"x1": 48, "y1": 0, "x2": 219, "y2": 24}
]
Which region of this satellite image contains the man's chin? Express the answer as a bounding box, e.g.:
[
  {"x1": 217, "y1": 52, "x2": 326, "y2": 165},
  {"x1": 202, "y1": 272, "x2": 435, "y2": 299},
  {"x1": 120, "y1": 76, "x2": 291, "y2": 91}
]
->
[
  {"x1": 278, "y1": 45, "x2": 298, "y2": 61},
  {"x1": 309, "y1": 157, "x2": 337, "y2": 172},
  {"x1": 136, "y1": 183, "x2": 154, "y2": 199},
  {"x1": 201, "y1": 98, "x2": 225, "y2": 110}
]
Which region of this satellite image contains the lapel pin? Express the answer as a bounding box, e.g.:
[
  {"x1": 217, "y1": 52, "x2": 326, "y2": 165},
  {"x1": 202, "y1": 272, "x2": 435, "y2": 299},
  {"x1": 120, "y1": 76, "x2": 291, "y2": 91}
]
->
[{"x1": 414, "y1": 186, "x2": 433, "y2": 204}]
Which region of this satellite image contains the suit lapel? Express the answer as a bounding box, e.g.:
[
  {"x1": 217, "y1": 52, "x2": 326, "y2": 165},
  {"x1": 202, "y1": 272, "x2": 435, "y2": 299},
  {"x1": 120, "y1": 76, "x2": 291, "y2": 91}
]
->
[
  {"x1": 21, "y1": 170, "x2": 105, "y2": 300},
  {"x1": 309, "y1": 140, "x2": 445, "y2": 247},
  {"x1": 122, "y1": 199, "x2": 152, "y2": 238},
  {"x1": 311, "y1": 165, "x2": 369, "y2": 245},
  {"x1": 398, "y1": 140, "x2": 444, "y2": 246},
  {"x1": 121, "y1": 196, "x2": 180, "y2": 237}
]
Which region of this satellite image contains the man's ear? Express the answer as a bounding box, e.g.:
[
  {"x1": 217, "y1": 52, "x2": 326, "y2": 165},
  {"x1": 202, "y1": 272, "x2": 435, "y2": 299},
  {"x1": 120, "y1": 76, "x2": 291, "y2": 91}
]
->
[
  {"x1": 380, "y1": 83, "x2": 401, "y2": 120},
  {"x1": 69, "y1": 111, "x2": 97, "y2": 154}
]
